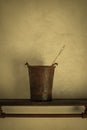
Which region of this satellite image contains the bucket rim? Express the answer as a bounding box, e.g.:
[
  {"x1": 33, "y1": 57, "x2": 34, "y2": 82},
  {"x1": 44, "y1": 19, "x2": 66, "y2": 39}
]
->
[
  {"x1": 28, "y1": 65, "x2": 56, "y2": 68},
  {"x1": 25, "y1": 62, "x2": 58, "y2": 68}
]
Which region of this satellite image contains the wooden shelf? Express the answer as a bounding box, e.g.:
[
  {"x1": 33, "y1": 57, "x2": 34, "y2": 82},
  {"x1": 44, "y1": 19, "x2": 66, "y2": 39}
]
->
[
  {"x1": 0, "y1": 99, "x2": 87, "y2": 118},
  {"x1": 0, "y1": 99, "x2": 87, "y2": 106}
]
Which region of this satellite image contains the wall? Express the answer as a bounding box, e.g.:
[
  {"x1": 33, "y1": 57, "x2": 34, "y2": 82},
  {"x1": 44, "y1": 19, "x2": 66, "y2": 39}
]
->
[{"x1": 0, "y1": 0, "x2": 87, "y2": 130}]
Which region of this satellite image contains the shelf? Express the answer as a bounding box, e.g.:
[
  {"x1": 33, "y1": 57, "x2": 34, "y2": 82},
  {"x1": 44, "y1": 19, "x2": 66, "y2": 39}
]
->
[
  {"x1": 0, "y1": 99, "x2": 87, "y2": 106},
  {"x1": 0, "y1": 99, "x2": 87, "y2": 118}
]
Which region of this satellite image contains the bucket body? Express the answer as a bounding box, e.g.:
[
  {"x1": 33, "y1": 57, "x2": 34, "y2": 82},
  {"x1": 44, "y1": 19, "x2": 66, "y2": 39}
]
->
[{"x1": 25, "y1": 63, "x2": 57, "y2": 101}]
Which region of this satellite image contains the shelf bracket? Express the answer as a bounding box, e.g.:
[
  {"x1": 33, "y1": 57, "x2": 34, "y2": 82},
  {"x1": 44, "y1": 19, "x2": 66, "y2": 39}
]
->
[
  {"x1": 0, "y1": 106, "x2": 5, "y2": 118},
  {"x1": 0, "y1": 106, "x2": 3, "y2": 115},
  {"x1": 82, "y1": 106, "x2": 87, "y2": 118}
]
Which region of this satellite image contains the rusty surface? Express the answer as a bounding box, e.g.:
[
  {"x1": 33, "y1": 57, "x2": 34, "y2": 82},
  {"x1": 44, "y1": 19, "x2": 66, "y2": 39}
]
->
[
  {"x1": 25, "y1": 63, "x2": 57, "y2": 101},
  {"x1": 28, "y1": 66, "x2": 55, "y2": 101}
]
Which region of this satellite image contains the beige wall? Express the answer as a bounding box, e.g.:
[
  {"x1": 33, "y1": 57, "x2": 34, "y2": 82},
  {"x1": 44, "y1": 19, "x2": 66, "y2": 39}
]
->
[{"x1": 0, "y1": 0, "x2": 87, "y2": 130}]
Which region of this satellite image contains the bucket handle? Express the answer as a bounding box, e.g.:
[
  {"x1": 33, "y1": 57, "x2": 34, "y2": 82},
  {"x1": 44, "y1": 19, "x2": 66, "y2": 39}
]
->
[
  {"x1": 52, "y1": 63, "x2": 58, "y2": 67},
  {"x1": 25, "y1": 62, "x2": 30, "y2": 67}
]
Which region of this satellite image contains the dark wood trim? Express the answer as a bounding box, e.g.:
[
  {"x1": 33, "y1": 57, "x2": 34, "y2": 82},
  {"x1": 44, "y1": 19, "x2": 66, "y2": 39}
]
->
[
  {"x1": 0, "y1": 99, "x2": 87, "y2": 106},
  {"x1": 0, "y1": 113, "x2": 83, "y2": 118}
]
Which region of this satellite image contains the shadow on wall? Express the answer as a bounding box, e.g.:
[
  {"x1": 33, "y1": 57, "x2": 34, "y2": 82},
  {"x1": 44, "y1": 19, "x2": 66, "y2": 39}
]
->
[
  {"x1": 11, "y1": 53, "x2": 44, "y2": 98},
  {"x1": 0, "y1": 50, "x2": 45, "y2": 98},
  {"x1": 52, "y1": 84, "x2": 87, "y2": 99},
  {"x1": 26, "y1": 53, "x2": 44, "y2": 65}
]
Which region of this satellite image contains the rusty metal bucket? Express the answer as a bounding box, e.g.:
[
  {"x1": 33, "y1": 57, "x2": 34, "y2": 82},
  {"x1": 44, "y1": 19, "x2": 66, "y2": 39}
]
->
[{"x1": 25, "y1": 62, "x2": 58, "y2": 101}]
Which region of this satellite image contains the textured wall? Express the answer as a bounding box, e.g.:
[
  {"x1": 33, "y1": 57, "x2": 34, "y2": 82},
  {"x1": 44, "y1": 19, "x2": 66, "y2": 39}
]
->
[{"x1": 0, "y1": 0, "x2": 87, "y2": 130}]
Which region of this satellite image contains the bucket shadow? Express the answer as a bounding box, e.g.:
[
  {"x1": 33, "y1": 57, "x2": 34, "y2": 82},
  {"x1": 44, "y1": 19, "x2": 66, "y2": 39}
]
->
[{"x1": 11, "y1": 54, "x2": 44, "y2": 98}]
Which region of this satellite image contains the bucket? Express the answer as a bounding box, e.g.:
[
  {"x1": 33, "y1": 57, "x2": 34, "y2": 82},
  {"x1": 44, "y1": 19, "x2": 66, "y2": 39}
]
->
[{"x1": 25, "y1": 62, "x2": 58, "y2": 101}]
